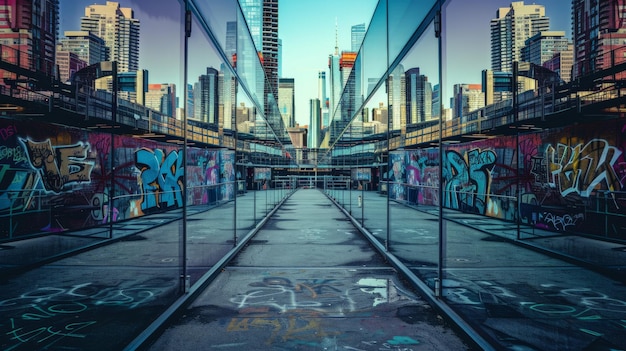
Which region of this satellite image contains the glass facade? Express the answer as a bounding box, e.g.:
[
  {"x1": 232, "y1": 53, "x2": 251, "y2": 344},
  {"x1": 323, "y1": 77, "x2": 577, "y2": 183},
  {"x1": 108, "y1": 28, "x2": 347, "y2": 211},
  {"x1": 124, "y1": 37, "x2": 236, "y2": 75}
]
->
[{"x1": 1, "y1": 0, "x2": 626, "y2": 349}]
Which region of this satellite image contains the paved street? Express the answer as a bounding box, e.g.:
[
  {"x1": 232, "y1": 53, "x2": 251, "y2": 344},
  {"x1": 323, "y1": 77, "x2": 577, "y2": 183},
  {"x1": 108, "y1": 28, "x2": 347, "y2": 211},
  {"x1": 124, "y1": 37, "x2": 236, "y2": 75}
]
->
[
  {"x1": 149, "y1": 189, "x2": 471, "y2": 350},
  {"x1": 2, "y1": 188, "x2": 626, "y2": 350}
]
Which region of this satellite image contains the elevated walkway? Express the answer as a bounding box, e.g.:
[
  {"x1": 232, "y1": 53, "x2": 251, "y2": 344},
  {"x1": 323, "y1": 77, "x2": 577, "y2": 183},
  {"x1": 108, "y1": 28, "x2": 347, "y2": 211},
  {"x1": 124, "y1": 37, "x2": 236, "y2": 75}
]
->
[{"x1": 1, "y1": 189, "x2": 626, "y2": 350}]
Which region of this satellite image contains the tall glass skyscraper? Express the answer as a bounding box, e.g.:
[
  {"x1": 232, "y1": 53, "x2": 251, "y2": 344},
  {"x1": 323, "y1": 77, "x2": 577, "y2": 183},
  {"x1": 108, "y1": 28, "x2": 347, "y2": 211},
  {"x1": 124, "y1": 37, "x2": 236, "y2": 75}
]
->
[
  {"x1": 278, "y1": 78, "x2": 295, "y2": 128},
  {"x1": 351, "y1": 23, "x2": 366, "y2": 52}
]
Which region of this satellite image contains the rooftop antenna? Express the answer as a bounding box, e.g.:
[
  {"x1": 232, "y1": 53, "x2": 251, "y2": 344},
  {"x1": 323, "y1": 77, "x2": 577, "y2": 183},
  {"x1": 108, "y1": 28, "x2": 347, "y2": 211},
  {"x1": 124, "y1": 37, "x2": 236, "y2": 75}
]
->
[{"x1": 334, "y1": 17, "x2": 339, "y2": 55}]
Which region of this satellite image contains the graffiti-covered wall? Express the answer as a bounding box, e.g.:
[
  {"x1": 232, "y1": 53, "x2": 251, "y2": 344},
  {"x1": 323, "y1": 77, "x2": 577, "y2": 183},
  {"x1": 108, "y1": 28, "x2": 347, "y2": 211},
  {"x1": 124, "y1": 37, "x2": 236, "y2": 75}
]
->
[
  {"x1": 394, "y1": 119, "x2": 626, "y2": 239},
  {"x1": 0, "y1": 118, "x2": 234, "y2": 240}
]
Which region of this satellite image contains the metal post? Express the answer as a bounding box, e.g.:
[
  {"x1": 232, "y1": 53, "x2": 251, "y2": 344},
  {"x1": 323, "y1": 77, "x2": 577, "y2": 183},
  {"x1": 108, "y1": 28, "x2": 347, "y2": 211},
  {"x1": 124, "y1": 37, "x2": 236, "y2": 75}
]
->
[
  {"x1": 180, "y1": 3, "x2": 191, "y2": 294},
  {"x1": 435, "y1": 5, "x2": 444, "y2": 298},
  {"x1": 108, "y1": 61, "x2": 117, "y2": 239}
]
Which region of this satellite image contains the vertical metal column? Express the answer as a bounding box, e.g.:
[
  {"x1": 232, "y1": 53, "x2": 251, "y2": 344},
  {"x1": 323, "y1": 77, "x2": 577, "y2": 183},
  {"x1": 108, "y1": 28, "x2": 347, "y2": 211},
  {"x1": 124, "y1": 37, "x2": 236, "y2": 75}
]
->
[
  {"x1": 180, "y1": 3, "x2": 192, "y2": 294},
  {"x1": 109, "y1": 61, "x2": 118, "y2": 239},
  {"x1": 385, "y1": 0, "x2": 391, "y2": 252},
  {"x1": 435, "y1": 4, "x2": 444, "y2": 298}
]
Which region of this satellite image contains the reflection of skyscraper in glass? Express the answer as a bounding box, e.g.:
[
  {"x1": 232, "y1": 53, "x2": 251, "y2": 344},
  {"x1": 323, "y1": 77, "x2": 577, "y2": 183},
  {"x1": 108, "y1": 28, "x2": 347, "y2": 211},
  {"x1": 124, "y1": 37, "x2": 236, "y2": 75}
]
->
[
  {"x1": 490, "y1": 1, "x2": 548, "y2": 74},
  {"x1": 328, "y1": 53, "x2": 341, "y2": 120},
  {"x1": 226, "y1": 21, "x2": 237, "y2": 67},
  {"x1": 351, "y1": 23, "x2": 366, "y2": 52},
  {"x1": 387, "y1": 64, "x2": 405, "y2": 130},
  {"x1": 196, "y1": 67, "x2": 219, "y2": 124},
  {"x1": 240, "y1": 0, "x2": 279, "y2": 99},
  {"x1": 405, "y1": 67, "x2": 432, "y2": 124},
  {"x1": 186, "y1": 83, "x2": 194, "y2": 120},
  {"x1": 239, "y1": 0, "x2": 262, "y2": 50},
  {"x1": 221, "y1": 63, "x2": 236, "y2": 130},
  {"x1": 81, "y1": 1, "x2": 140, "y2": 73},
  {"x1": 340, "y1": 51, "x2": 357, "y2": 123}
]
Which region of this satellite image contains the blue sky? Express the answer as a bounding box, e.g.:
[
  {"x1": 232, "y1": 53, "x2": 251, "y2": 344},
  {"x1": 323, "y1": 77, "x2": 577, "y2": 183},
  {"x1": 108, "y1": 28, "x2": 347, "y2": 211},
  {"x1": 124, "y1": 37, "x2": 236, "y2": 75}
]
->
[{"x1": 60, "y1": 0, "x2": 573, "y2": 126}]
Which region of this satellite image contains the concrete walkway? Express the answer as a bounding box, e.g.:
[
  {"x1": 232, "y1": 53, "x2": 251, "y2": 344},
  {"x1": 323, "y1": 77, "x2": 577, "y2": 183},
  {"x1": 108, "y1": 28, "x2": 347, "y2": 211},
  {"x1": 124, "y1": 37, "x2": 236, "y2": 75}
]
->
[{"x1": 149, "y1": 189, "x2": 472, "y2": 350}]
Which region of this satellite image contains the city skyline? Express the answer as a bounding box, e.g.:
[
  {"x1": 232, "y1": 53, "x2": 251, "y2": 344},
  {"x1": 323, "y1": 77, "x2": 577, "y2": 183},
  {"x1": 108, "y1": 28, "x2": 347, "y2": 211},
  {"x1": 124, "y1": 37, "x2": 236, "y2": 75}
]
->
[{"x1": 59, "y1": 0, "x2": 573, "y2": 126}]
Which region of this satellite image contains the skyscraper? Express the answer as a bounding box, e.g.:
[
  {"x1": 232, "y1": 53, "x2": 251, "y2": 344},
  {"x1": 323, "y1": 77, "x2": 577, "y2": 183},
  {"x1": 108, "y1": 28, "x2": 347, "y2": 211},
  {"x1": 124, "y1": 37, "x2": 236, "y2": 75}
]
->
[
  {"x1": 196, "y1": 67, "x2": 219, "y2": 124},
  {"x1": 405, "y1": 67, "x2": 432, "y2": 124},
  {"x1": 81, "y1": 1, "x2": 140, "y2": 73},
  {"x1": 387, "y1": 64, "x2": 406, "y2": 130},
  {"x1": 351, "y1": 23, "x2": 366, "y2": 52},
  {"x1": 262, "y1": 0, "x2": 279, "y2": 97},
  {"x1": 309, "y1": 98, "x2": 321, "y2": 148},
  {"x1": 278, "y1": 78, "x2": 295, "y2": 128},
  {"x1": 328, "y1": 53, "x2": 341, "y2": 120},
  {"x1": 490, "y1": 1, "x2": 549, "y2": 73},
  {"x1": 240, "y1": 0, "x2": 279, "y2": 98},
  {"x1": 318, "y1": 71, "x2": 330, "y2": 128}
]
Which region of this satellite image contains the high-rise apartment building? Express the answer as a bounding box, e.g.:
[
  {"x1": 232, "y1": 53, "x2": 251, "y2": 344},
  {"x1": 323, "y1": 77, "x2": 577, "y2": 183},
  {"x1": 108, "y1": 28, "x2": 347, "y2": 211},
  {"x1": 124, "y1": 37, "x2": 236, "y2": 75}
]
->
[
  {"x1": 262, "y1": 0, "x2": 279, "y2": 97},
  {"x1": 81, "y1": 1, "x2": 140, "y2": 73},
  {"x1": 278, "y1": 78, "x2": 295, "y2": 128},
  {"x1": 0, "y1": 0, "x2": 59, "y2": 77},
  {"x1": 543, "y1": 48, "x2": 574, "y2": 83},
  {"x1": 573, "y1": 0, "x2": 626, "y2": 79},
  {"x1": 59, "y1": 31, "x2": 108, "y2": 66},
  {"x1": 491, "y1": 1, "x2": 549, "y2": 73},
  {"x1": 351, "y1": 23, "x2": 366, "y2": 52},
  {"x1": 521, "y1": 31, "x2": 571, "y2": 66}
]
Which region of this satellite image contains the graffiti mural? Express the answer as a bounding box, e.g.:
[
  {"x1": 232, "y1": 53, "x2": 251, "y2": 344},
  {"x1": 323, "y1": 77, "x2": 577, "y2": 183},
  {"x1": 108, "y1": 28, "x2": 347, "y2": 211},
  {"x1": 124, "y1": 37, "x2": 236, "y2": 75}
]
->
[
  {"x1": 406, "y1": 149, "x2": 439, "y2": 206},
  {"x1": 0, "y1": 118, "x2": 235, "y2": 240},
  {"x1": 134, "y1": 148, "x2": 184, "y2": 212},
  {"x1": 395, "y1": 120, "x2": 626, "y2": 238},
  {"x1": 545, "y1": 139, "x2": 622, "y2": 198},
  {"x1": 389, "y1": 151, "x2": 405, "y2": 200},
  {"x1": 0, "y1": 119, "x2": 106, "y2": 238}
]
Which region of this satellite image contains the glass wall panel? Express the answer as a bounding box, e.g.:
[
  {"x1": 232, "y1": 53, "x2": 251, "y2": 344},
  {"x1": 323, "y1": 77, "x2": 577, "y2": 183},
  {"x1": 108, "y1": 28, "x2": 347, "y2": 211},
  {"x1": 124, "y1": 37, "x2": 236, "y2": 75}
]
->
[
  {"x1": 360, "y1": 0, "x2": 388, "y2": 105},
  {"x1": 387, "y1": 19, "x2": 441, "y2": 291},
  {"x1": 387, "y1": 0, "x2": 438, "y2": 65},
  {"x1": 185, "y1": 0, "x2": 238, "y2": 288},
  {"x1": 361, "y1": 88, "x2": 389, "y2": 244}
]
